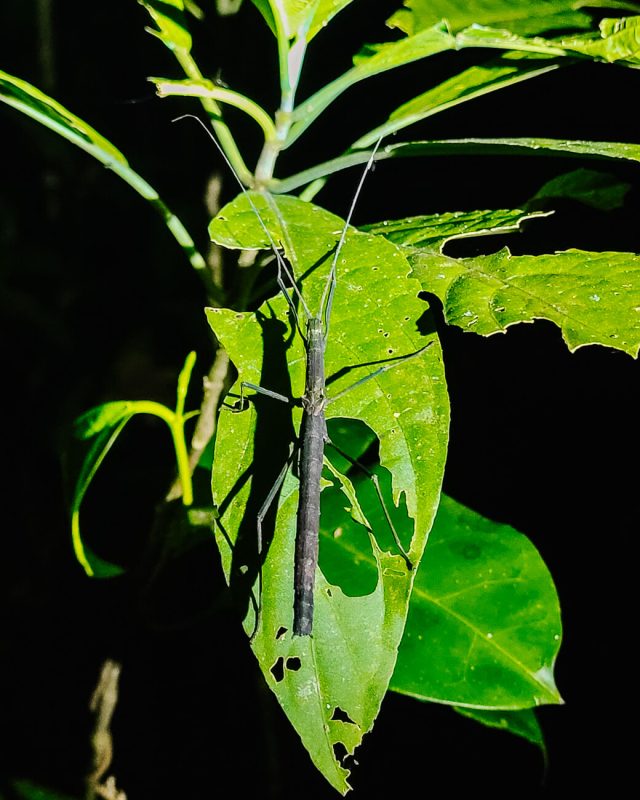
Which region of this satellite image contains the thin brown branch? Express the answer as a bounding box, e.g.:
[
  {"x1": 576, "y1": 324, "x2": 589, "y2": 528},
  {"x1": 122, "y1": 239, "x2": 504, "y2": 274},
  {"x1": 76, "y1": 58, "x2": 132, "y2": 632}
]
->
[{"x1": 87, "y1": 659, "x2": 126, "y2": 800}]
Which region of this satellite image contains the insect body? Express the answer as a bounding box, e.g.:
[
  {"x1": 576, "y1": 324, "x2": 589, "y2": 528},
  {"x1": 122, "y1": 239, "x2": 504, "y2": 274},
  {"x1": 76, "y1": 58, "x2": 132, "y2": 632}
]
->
[
  {"x1": 190, "y1": 114, "x2": 419, "y2": 637},
  {"x1": 294, "y1": 316, "x2": 328, "y2": 635}
]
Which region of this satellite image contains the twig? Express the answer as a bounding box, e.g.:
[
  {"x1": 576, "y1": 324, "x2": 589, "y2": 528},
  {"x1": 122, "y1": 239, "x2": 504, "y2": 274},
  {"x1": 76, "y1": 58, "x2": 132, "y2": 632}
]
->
[{"x1": 87, "y1": 659, "x2": 126, "y2": 800}]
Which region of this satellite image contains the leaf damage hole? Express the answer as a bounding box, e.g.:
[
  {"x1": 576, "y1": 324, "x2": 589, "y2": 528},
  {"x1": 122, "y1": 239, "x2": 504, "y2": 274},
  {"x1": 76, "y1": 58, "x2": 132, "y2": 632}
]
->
[
  {"x1": 326, "y1": 588, "x2": 333, "y2": 597},
  {"x1": 331, "y1": 706, "x2": 357, "y2": 725},
  {"x1": 286, "y1": 657, "x2": 301, "y2": 672},
  {"x1": 333, "y1": 742, "x2": 349, "y2": 769},
  {"x1": 270, "y1": 657, "x2": 285, "y2": 683},
  {"x1": 275, "y1": 626, "x2": 288, "y2": 640}
]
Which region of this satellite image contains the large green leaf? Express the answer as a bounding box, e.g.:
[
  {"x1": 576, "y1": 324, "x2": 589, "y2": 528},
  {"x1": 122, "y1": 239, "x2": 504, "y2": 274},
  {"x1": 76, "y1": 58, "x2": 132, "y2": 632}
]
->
[
  {"x1": 409, "y1": 244, "x2": 640, "y2": 356},
  {"x1": 206, "y1": 193, "x2": 449, "y2": 793},
  {"x1": 388, "y1": 0, "x2": 595, "y2": 36},
  {"x1": 314, "y1": 426, "x2": 562, "y2": 709},
  {"x1": 368, "y1": 204, "x2": 640, "y2": 355},
  {"x1": 0, "y1": 69, "x2": 206, "y2": 275},
  {"x1": 391, "y1": 494, "x2": 562, "y2": 708},
  {"x1": 252, "y1": 0, "x2": 355, "y2": 41}
]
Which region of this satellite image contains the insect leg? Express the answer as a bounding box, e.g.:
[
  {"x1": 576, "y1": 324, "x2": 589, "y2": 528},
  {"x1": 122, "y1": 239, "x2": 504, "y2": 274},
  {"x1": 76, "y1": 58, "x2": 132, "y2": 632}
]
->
[
  {"x1": 251, "y1": 445, "x2": 296, "y2": 641},
  {"x1": 327, "y1": 342, "x2": 433, "y2": 406},
  {"x1": 325, "y1": 439, "x2": 413, "y2": 570}
]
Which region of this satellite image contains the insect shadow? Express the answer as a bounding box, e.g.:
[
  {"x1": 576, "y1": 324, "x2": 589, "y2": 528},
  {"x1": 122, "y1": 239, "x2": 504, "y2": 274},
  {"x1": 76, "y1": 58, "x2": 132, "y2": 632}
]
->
[{"x1": 216, "y1": 304, "x2": 296, "y2": 630}]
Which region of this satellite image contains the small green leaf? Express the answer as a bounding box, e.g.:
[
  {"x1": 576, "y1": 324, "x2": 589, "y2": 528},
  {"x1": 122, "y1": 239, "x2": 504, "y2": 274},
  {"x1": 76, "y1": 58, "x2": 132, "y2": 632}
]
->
[
  {"x1": 391, "y1": 494, "x2": 563, "y2": 708},
  {"x1": 207, "y1": 193, "x2": 449, "y2": 793},
  {"x1": 454, "y1": 706, "x2": 547, "y2": 752},
  {"x1": 362, "y1": 208, "x2": 551, "y2": 251},
  {"x1": 558, "y1": 15, "x2": 640, "y2": 64},
  {"x1": 409, "y1": 245, "x2": 640, "y2": 356},
  {"x1": 0, "y1": 69, "x2": 206, "y2": 274},
  {"x1": 138, "y1": 0, "x2": 192, "y2": 53},
  {"x1": 387, "y1": 0, "x2": 594, "y2": 36},
  {"x1": 69, "y1": 401, "x2": 177, "y2": 577},
  {"x1": 252, "y1": 0, "x2": 355, "y2": 41},
  {"x1": 528, "y1": 168, "x2": 632, "y2": 210},
  {"x1": 70, "y1": 403, "x2": 138, "y2": 577}
]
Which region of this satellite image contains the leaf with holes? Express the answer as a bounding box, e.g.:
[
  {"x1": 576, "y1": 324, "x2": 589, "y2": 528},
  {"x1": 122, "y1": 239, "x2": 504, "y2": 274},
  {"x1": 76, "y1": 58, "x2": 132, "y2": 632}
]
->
[
  {"x1": 409, "y1": 245, "x2": 640, "y2": 356},
  {"x1": 206, "y1": 194, "x2": 449, "y2": 793}
]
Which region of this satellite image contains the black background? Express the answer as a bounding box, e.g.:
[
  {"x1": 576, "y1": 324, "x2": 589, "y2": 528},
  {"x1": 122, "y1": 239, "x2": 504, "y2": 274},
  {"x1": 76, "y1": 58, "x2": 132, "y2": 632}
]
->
[{"x1": 1, "y1": 1, "x2": 638, "y2": 798}]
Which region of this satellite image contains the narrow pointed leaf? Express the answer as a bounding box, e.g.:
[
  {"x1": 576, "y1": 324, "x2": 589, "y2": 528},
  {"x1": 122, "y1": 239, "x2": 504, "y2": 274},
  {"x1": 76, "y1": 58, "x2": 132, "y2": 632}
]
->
[
  {"x1": 353, "y1": 51, "x2": 564, "y2": 148},
  {"x1": 69, "y1": 401, "x2": 176, "y2": 577},
  {"x1": 0, "y1": 70, "x2": 206, "y2": 273},
  {"x1": 391, "y1": 494, "x2": 563, "y2": 708},
  {"x1": 207, "y1": 194, "x2": 449, "y2": 792},
  {"x1": 362, "y1": 208, "x2": 552, "y2": 251},
  {"x1": 272, "y1": 137, "x2": 640, "y2": 195},
  {"x1": 387, "y1": 0, "x2": 595, "y2": 36},
  {"x1": 70, "y1": 403, "x2": 139, "y2": 577}
]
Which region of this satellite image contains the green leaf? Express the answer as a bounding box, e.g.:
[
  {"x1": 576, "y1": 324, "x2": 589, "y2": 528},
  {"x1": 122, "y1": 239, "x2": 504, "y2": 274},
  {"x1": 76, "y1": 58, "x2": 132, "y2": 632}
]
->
[
  {"x1": 557, "y1": 15, "x2": 640, "y2": 64},
  {"x1": 69, "y1": 400, "x2": 177, "y2": 577},
  {"x1": 528, "y1": 168, "x2": 633, "y2": 210},
  {"x1": 387, "y1": 0, "x2": 594, "y2": 36},
  {"x1": 454, "y1": 706, "x2": 547, "y2": 752},
  {"x1": 0, "y1": 69, "x2": 207, "y2": 275},
  {"x1": 252, "y1": 0, "x2": 355, "y2": 41},
  {"x1": 138, "y1": 0, "x2": 192, "y2": 53},
  {"x1": 391, "y1": 494, "x2": 563, "y2": 708},
  {"x1": 353, "y1": 51, "x2": 564, "y2": 148},
  {"x1": 274, "y1": 135, "x2": 640, "y2": 196},
  {"x1": 207, "y1": 193, "x2": 449, "y2": 793},
  {"x1": 409, "y1": 245, "x2": 640, "y2": 356},
  {"x1": 69, "y1": 403, "x2": 138, "y2": 577},
  {"x1": 286, "y1": 22, "x2": 456, "y2": 145},
  {"x1": 362, "y1": 208, "x2": 552, "y2": 251}
]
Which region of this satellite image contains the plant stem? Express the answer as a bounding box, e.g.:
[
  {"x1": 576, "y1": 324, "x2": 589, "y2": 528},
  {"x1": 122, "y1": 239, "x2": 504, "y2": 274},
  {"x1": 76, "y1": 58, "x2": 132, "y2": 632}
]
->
[{"x1": 175, "y1": 51, "x2": 254, "y2": 186}]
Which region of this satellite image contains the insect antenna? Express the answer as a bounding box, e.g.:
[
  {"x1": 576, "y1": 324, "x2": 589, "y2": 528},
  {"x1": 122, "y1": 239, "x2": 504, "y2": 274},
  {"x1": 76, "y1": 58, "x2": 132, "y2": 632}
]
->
[
  {"x1": 172, "y1": 114, "x2": 311, "y2": 328},
  {"x1": 320, "y1": 136, "x2": 384, "y2": 337}
]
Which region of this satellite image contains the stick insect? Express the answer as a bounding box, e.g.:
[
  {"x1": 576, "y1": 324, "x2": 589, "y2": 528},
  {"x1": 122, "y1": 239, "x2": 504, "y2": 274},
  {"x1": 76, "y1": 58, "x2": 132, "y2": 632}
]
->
[{"x1": 184, "y1": 116, "x2": 428, "y2": 636}]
